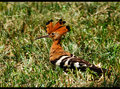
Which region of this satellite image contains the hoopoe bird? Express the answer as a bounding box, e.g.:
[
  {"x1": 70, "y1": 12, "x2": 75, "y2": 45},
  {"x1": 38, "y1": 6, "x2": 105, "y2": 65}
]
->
[{"x1": 35, "y1": 19, "x2": 111, "y2": 77}]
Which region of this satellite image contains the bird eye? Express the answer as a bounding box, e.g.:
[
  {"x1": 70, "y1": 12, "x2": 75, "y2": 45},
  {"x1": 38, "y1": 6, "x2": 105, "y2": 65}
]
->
[{"x1": 51, "y1": 33, "x2": 55, "y2": 35}]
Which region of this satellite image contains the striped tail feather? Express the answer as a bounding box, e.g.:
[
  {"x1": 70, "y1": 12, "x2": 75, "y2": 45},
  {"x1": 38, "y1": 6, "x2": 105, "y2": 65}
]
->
[{"x1": 50, "y1": 54, "x2": 109, "y2": 76}]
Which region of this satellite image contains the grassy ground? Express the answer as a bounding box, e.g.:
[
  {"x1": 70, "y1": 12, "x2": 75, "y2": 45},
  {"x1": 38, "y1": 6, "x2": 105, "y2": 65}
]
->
[{"x1": 0, "y1": 2, "x2": 120, "y2": 87}]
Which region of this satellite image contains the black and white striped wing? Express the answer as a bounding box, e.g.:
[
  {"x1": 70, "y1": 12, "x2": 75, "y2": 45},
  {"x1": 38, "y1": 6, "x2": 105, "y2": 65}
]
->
[{"x1": 51, "y1": 54, "x2": 107, "y2": 75}]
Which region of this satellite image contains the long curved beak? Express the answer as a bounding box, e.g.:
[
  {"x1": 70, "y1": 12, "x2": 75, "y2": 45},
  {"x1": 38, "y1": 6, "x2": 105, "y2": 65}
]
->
[{"x1": 35, "y1": 35, "x2": 49, "y2": 40}]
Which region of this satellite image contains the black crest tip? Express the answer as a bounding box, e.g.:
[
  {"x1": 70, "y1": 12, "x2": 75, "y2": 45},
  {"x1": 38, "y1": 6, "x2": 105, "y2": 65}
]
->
[
  {"x1": 50, "y1": 19, "x2": 53, "y2": 22},
  {"x1": 59, "y1": 20, "x2": 66, "y2": 24},
  {"x1": 66, "y1": 26, "x2": 70, "y2": 31},
  {"x1": 46, "y1": 19, "x2": 53, "y2": 25},
  {"x1": 59, "y1": 19, "x2": 62, "y2": 22},
  {"x1": 62, "y1": 21, "x2": 66, "y2": 24},
  {"x1": 46, "y1": 21, "x2": 50, "y2": 25}
]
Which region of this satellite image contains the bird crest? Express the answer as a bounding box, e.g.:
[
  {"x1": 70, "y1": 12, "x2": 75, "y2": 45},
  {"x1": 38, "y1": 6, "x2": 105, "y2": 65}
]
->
[
  {"x1": 46, "y1": 19, "x2": 70, "y2": 35},
  {"x1": 35, "y1": 19, "x2": 70, "y2": 40},
  {"x1": 35, "y1": 19, "x2": 111, "y2": 78}
]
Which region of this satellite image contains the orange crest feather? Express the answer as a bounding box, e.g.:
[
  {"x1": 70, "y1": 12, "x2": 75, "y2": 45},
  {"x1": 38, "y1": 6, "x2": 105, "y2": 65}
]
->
[
  {"x1": 46, "y1": 19, "x2": 70, "y2": 35},
  {"x1": 46, "y1": 19, "x2": 53, "y2": 34}
]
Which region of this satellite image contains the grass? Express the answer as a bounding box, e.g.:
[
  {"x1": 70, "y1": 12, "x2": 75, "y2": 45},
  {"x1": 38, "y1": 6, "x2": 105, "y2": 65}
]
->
[{"x1": 0, "y1": 2, "x2": 120, "y2": 87}]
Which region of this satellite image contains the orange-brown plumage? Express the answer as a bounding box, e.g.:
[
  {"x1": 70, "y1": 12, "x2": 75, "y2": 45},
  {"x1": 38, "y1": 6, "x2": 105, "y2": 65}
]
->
[
  {"x1": 53, "y1": 19, "x2": 66, "y2": 31},
  {"x1": 46, "y1": 19, "x2": 66, "y2": 35},
  {"x1": 36, "y1": 19, "x2": 111, "y2": 77},
  {"x1": 46, "y1": 19, "x2": 53, "y2": 34},
  {"x1": 46, "y1": 19, "x2": 71, "y2": 61},
  {"x1": 49, "y1": 40, "x2": 71, "y2": 61}
]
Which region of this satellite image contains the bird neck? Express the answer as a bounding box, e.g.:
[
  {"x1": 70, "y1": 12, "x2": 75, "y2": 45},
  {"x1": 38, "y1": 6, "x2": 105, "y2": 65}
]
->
[
  {"x1": 49, "y1": 39, "x2": 71, "y2": 61},
  {"x1": 50, "y1": 39, "x2": 63, "y2": 55},
  {"x1": 52, "y1": 39, "x2": 62, "y2": 48}
]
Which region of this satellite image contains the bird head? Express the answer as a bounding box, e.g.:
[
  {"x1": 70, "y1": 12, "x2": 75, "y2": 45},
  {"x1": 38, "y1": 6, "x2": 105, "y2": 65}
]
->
[{"x1": 35, "y1": 19, "x2": 70, "y2": 41}]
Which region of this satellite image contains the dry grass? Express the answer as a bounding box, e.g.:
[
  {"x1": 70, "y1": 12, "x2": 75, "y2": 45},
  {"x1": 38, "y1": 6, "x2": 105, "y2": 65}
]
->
[{"x1": 0, "y1": 2, "x2": 120, "y2": 87}]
